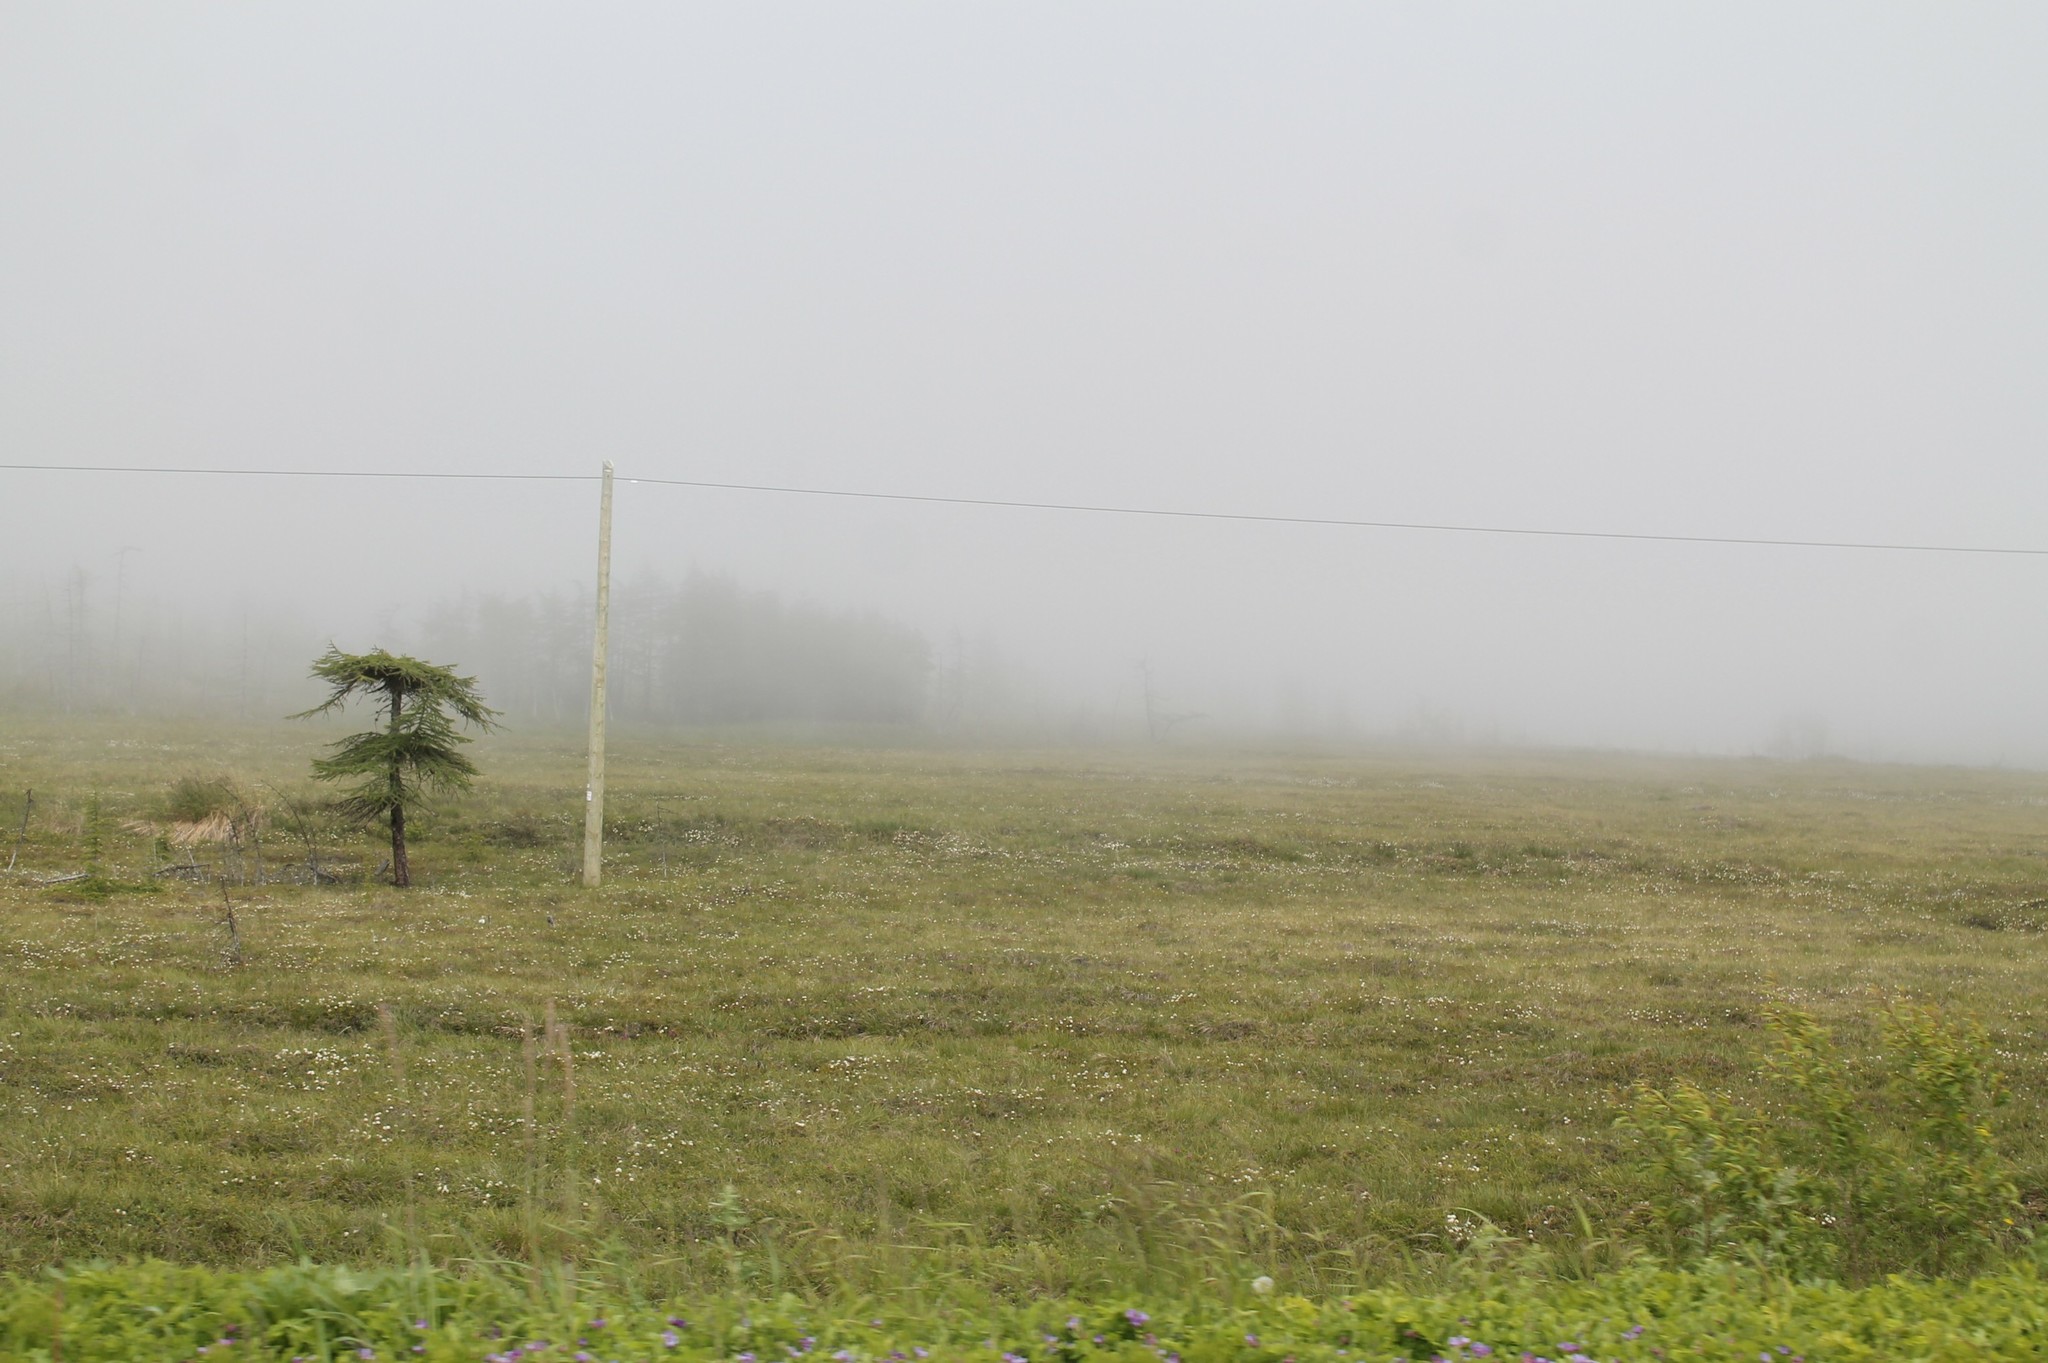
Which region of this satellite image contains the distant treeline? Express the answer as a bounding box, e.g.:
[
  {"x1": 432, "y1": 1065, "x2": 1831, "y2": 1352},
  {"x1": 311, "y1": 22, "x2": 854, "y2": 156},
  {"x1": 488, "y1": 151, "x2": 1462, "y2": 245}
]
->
[
  {"x1": 0, "y1": 566, "x2": 1085, "y2": 732},
  {"x1": 0, "y1": 567, "x2": 322, "y2": 717},
  {"x1": 424, "y1": 575, "x2": 932, "y2": 726},
  {"x1": 0, "y1": 569, "x2": 938, "y2": 726}
]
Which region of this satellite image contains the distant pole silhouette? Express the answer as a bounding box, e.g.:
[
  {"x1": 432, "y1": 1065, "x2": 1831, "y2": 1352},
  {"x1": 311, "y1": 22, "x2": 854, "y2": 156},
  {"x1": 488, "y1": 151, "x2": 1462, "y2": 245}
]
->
[{"x1": 582, "y1": 461, "x2": 615, "y2": 888}]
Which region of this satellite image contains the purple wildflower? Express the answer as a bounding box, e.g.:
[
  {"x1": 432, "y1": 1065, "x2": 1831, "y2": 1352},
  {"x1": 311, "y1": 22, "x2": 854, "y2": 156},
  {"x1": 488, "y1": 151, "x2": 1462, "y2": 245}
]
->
[
  {"x1": 1125, "y1": 1311, "x2": 1149, "y2": 1329},
  {"x1": 1245, "y1": 1337, "x2": 1260, "y2": 1348},
  {"x1": 663, "y1": 1333, "x2": 680, "y2": 1350}
]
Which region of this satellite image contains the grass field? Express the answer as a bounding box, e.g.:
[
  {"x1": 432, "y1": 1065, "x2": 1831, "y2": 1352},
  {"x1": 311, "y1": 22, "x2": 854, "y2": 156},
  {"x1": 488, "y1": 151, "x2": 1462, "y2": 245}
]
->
[{"x1": 3, "y1": 717, "x2": 2046, "y2": 1294}]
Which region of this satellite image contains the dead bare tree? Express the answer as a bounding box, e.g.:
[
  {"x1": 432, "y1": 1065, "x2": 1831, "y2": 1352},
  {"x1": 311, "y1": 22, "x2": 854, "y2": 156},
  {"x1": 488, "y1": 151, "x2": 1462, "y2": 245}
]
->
[
  {"x1": 5, "y1": 789, "x2": 29, "y2": 872},
  {"x1": 220, "y1": 877, "x2": 243, "y2": 967},
  {"x1": 262, "y1": 782, "x2": 334, "y2": 884},
  {"x1": 1137, "y1": 660, "x2": 1206, "y2": 742}
]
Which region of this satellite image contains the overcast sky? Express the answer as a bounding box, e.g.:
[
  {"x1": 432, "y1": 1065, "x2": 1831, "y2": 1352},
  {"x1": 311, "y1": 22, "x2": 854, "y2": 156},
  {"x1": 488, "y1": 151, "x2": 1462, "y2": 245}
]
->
[{"x1": 4, "y1": 4, "x2": 2046, "y2": 760}]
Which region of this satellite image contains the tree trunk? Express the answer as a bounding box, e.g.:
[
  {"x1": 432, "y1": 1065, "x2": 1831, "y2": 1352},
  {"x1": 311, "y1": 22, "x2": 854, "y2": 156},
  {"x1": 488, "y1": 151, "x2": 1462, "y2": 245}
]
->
[
  {"x1": 388, "y1": 680, "x2": 410, "y2": 887},
  {"x1": 390, "y1": 802, "x2": 409, "y2": 888}
]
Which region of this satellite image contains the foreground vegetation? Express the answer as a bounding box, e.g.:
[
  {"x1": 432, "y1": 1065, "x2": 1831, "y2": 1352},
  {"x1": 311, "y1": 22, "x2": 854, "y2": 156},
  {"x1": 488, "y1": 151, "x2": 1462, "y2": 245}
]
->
[
  {"x1": 2, "y1": 718, "x2": 2046, "y2": 1297},
  {"x1": 10, "y1": 1252, "x2": 2048, "y2": 1362}
]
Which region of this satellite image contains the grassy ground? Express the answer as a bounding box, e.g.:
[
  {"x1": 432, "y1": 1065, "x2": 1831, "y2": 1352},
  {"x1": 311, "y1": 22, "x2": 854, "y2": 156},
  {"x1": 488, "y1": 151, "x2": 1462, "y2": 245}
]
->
[{"x1": 2, "y1": 717, "x2": 2046, "y2": 1292}]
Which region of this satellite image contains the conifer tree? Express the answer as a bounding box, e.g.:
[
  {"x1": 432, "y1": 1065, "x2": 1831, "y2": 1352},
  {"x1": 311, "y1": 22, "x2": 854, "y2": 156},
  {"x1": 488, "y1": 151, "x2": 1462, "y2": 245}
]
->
[{"x1": 293, "y1": 647, "x2": 499, "y2": 887}]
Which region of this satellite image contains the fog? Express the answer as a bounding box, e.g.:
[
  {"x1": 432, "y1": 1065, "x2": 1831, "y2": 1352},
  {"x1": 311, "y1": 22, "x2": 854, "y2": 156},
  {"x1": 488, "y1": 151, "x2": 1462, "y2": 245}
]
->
[{"x1": 4, "y1": 5, "x2": 2046, "y2": 764}]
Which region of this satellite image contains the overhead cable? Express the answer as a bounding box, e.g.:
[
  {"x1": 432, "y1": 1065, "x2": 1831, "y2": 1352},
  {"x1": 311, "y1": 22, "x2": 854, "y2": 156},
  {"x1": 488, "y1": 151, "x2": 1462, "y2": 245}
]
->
[{"x1": 4, "y1": 461, "x2": 2043, "y2": 557}]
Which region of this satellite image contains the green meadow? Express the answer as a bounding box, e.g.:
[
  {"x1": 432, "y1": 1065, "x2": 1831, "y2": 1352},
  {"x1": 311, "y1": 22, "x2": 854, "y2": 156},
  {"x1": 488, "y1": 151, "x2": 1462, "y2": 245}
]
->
[{"x1": 2, "y1": 717, "x2": 2046, "y2": 1296}]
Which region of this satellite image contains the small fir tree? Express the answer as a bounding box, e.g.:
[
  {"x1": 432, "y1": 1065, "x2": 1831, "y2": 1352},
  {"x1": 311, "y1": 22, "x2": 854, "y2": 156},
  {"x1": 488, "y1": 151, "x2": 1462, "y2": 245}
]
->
[{"x1": 293, "y1": 647, "x2": 499, "y2": 887}]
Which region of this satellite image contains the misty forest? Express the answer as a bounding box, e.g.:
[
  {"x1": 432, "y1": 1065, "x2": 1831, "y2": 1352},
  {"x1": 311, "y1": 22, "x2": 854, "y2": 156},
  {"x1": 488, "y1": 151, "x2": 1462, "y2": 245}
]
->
[
  {"x1": 6, "y1": 5, "x2": 2048, "y2": 1362},
  {"x1": 0, "y1": 573, "x2": 947, "y2": 727}
]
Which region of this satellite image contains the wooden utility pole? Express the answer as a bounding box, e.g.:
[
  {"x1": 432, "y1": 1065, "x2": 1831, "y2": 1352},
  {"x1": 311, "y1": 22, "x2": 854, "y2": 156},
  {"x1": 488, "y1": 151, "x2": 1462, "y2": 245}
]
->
[{"x1": 581, "y1": 461, "x2": 615, "y2": 888}]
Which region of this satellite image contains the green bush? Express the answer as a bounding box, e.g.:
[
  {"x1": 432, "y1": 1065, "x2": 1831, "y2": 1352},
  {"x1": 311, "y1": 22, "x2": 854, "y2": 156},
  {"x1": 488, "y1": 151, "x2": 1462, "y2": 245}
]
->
[
  {"x1": 160, "y1": 775, "x2": 244, "y2": 826},
  {"x1": 1621, "y1": 1000, "x2": 2021, "y2": 1278}
]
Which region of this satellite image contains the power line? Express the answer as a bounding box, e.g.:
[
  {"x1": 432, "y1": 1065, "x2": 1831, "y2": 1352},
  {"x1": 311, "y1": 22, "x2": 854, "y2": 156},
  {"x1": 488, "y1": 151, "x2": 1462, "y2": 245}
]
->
[
  {"x1": 6, "y1": 460, "x2": 2046, "y2": 557},
  {"x1": 628, "y1": 475, "x2": 2048, "y2": 557},
  {"x1": 0, "y1": 463, "x2": 589, "y2": 482}
]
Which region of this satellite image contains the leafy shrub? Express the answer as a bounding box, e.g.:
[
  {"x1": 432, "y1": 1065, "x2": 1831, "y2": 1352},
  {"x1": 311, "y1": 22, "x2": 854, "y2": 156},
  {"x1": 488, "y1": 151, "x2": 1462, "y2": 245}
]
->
[
  {"x1": 1620, "y1": 1000, "x2": 2020, "y2": 1278},
  {"x1": 11, "y1": 1255, "x2": 2048, "y2": 1362}
]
